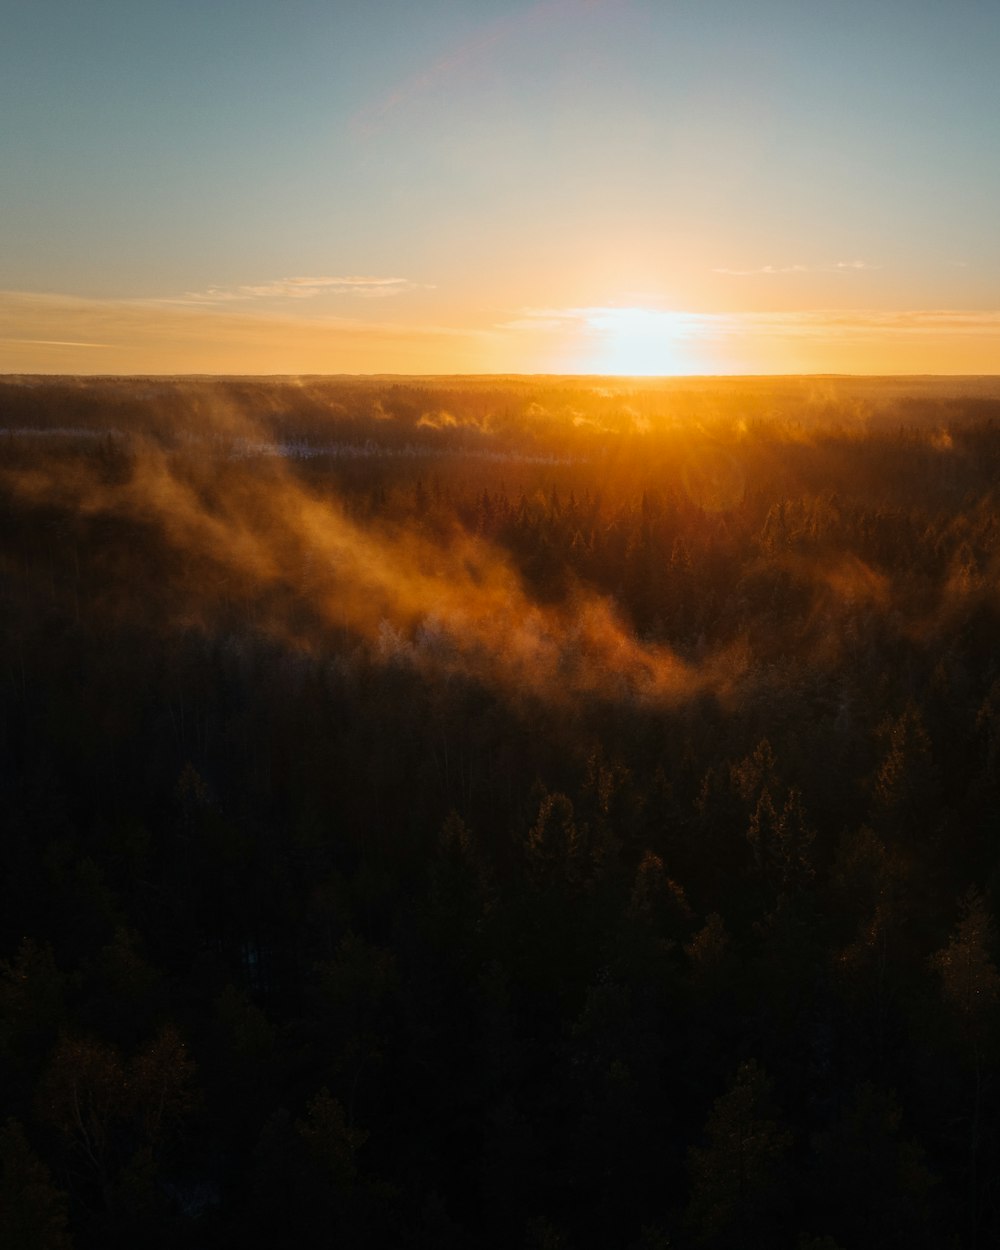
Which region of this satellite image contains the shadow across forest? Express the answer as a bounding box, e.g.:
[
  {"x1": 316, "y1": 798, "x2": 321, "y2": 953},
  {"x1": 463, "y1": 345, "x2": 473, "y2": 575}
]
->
[{"x1": 2, "y1": 374, "x2": 1000, "y2": 1248}]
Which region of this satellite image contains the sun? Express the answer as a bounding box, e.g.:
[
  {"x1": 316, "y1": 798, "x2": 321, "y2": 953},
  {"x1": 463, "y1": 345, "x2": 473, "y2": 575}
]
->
[{"x1": 584, "y1": 307, "x2": 695, "y2": 376}]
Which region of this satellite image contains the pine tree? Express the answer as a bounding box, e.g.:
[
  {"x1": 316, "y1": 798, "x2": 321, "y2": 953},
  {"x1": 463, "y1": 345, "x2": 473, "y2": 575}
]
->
[{"x1": 686, "y1": 1060, "x2": 792, "y2": 1247}]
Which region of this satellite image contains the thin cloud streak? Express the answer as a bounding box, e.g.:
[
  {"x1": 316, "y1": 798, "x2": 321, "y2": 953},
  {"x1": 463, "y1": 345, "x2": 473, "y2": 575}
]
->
[
  {"x1": 0, "y1": 337, "x2": 114, "y2": 349},
  {"x1": 713, "y1": 265, "x2": 810, "y2": 276},
  {"x1": 713, "y1": 260, "x2": 880, "y2": 276},
  {"x1": 174, "y1": 276, "x2": 420, "y2": 305},
  {"x1": 506, "y1": 306, "x2": 1000, "y2": 338},
  {"x1": 0, "y1": 289, "x2": 490, "y2": 374},
  {"x1": 3, "y1": 289, "x2": 999, "y2": 375},
  {"x1": 501, "y1": 305, "x2": 1000, "y2": 374}
]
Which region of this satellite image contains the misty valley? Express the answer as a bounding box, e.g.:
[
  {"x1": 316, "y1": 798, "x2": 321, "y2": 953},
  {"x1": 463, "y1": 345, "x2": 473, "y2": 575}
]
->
[{"x1": 2, "y1": 373, "x2": 1000, "y2": 1248}]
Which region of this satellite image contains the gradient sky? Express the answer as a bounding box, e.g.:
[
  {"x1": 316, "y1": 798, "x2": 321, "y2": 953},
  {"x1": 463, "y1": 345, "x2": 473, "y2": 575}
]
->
[{"x1": 3, "y1": 0, "x2": 999, "y2": 374}]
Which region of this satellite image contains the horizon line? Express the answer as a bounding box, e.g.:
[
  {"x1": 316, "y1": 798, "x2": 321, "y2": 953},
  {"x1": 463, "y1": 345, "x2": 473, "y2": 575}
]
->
[{"x1": 5, "y1": 371, "x2": 1000, "y2": 383}]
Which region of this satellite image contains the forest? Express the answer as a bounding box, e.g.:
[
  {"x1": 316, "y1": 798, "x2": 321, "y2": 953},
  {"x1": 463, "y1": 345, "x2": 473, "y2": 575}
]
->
[{"x1": 2, "y1": 372, "x2": 1000, "y2": 1248}]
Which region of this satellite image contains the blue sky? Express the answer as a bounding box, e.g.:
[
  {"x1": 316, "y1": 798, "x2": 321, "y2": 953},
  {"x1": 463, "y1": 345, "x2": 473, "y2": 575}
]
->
[{"x1": 3, "y1": 0, "x2": 999, "y2": 372}]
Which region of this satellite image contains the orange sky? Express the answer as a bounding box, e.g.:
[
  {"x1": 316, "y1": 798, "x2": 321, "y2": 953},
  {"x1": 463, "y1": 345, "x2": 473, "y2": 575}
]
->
[
  {"x1": 4, "y1": 1, "x2": 1000, "y2": 376},
  {"x1": 4, "y1": 291, "x2": 999, "y2": 376}
]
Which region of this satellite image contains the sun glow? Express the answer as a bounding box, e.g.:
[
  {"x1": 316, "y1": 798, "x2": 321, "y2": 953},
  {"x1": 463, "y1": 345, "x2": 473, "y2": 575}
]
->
[{"x1": 584, "y1": 307, "x2": 699, "y2": 376}]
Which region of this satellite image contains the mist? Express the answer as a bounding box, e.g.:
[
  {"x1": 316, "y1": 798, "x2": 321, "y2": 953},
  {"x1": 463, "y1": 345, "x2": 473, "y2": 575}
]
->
[
  {"x1": 5, "y1": 374, "x2": 1000, "y2": 1248},
  {"x1": 3, "y1": 374, "x2": 998, "y2": 733}
]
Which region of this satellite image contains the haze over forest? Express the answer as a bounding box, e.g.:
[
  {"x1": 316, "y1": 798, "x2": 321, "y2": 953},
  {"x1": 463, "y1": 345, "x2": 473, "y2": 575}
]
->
[{"x1": 2, "y1": 374, "x2": 1000, "y2": 1246}]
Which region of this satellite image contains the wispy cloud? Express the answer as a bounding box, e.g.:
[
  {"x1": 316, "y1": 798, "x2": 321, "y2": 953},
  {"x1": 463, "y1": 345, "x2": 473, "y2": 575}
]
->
[
  {"x1": 552, "y1": 306, "x2": 1000, "y2": 338},
  {"x1": 713, "y1": 260, "x2": 880, "y2": 276},
  {"x1": 499, "y1": 307, "x2": 707, "y2": 335},
  {"x1": 497, "y1": 314, "x2": 577, "y2": 332},
  {"x1": 798, "y1": 308, "x2": 1000, "y2": 336},
  {"x1": 0, "y1": 289, "x2": 486, "y2": 374},
  {"x1": 173, "y1": 276, "x2": 421, "y2": 305},
  {"x1": 494, "y1": 304, "x2": 1000, "y2": 374},
  {"x1": 713, "y1": 264, "x2": 810, "y2": 276},
  {"x1": 4, "y1": 289, "x2": 1000, "y2": 376},
  {"x1": 0, "y1": 337, "x2": 114, "y2": 348}
]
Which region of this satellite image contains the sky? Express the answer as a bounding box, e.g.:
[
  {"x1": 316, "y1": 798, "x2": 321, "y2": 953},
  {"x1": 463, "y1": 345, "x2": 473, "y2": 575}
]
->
[{"x1": 2, "y1": 0, "x2": 999, "y2": 375}]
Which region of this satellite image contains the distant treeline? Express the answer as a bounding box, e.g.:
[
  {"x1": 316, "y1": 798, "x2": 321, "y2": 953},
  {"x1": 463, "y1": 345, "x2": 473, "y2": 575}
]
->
[
  {"x1": 1, "y1": 376, "x2": 1000, "y2": 1248},
  {"x1": 4, "y1": 372, "x2": 1000, "y2": 444}
]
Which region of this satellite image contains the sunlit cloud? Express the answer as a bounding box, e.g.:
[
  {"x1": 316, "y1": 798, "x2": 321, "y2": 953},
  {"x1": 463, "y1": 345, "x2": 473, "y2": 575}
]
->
[
  {"x1": 712, "y1": 260, "x2": 880, "y2": 275},
  {"x1": 174, "y1": 276, "x2": 420, "y2": 305},
  {"x1": 501, "y1": 307, "x2": 706, "y2": 332},
  {"x1": 712, "y1": 264, "x2": 810, "y2": 276},
  {"x1": 3, "y1": 289, "x2": 1000, "y2": 376},
  {"x1": 772, "y1": 309, "x2": 1000, "y2": 336},
  {"x1": 0, "y1": 289, "x2": 485, "y2": 375},
  {"x1": 507, "y1": 306, "x2": 1000, "y2": 340},
  {"x1": 0, "y1": 337, "x2": 114, "y2": 349},
  {"x1": 498, "y1": 305, "x2": 1000, "y2": 375}
]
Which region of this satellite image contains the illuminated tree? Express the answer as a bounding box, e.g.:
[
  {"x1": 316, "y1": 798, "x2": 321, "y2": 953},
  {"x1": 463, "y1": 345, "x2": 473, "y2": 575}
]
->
[
  {"x1": 747, "y1": 787, "x2": 815, "y2": 904},
  {"x1": 932, "y1": 888, "x2": 1000, "y2": 1039},
  {"x1": 872, "y1": 702, "x2": 938, "y2": 841},
  {"x1": 526, "y1": 793, "x2": 585, "y2": 887},
  {"x1": 686, "y1": 1060, "x2": 791, "y2": 1247}
]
